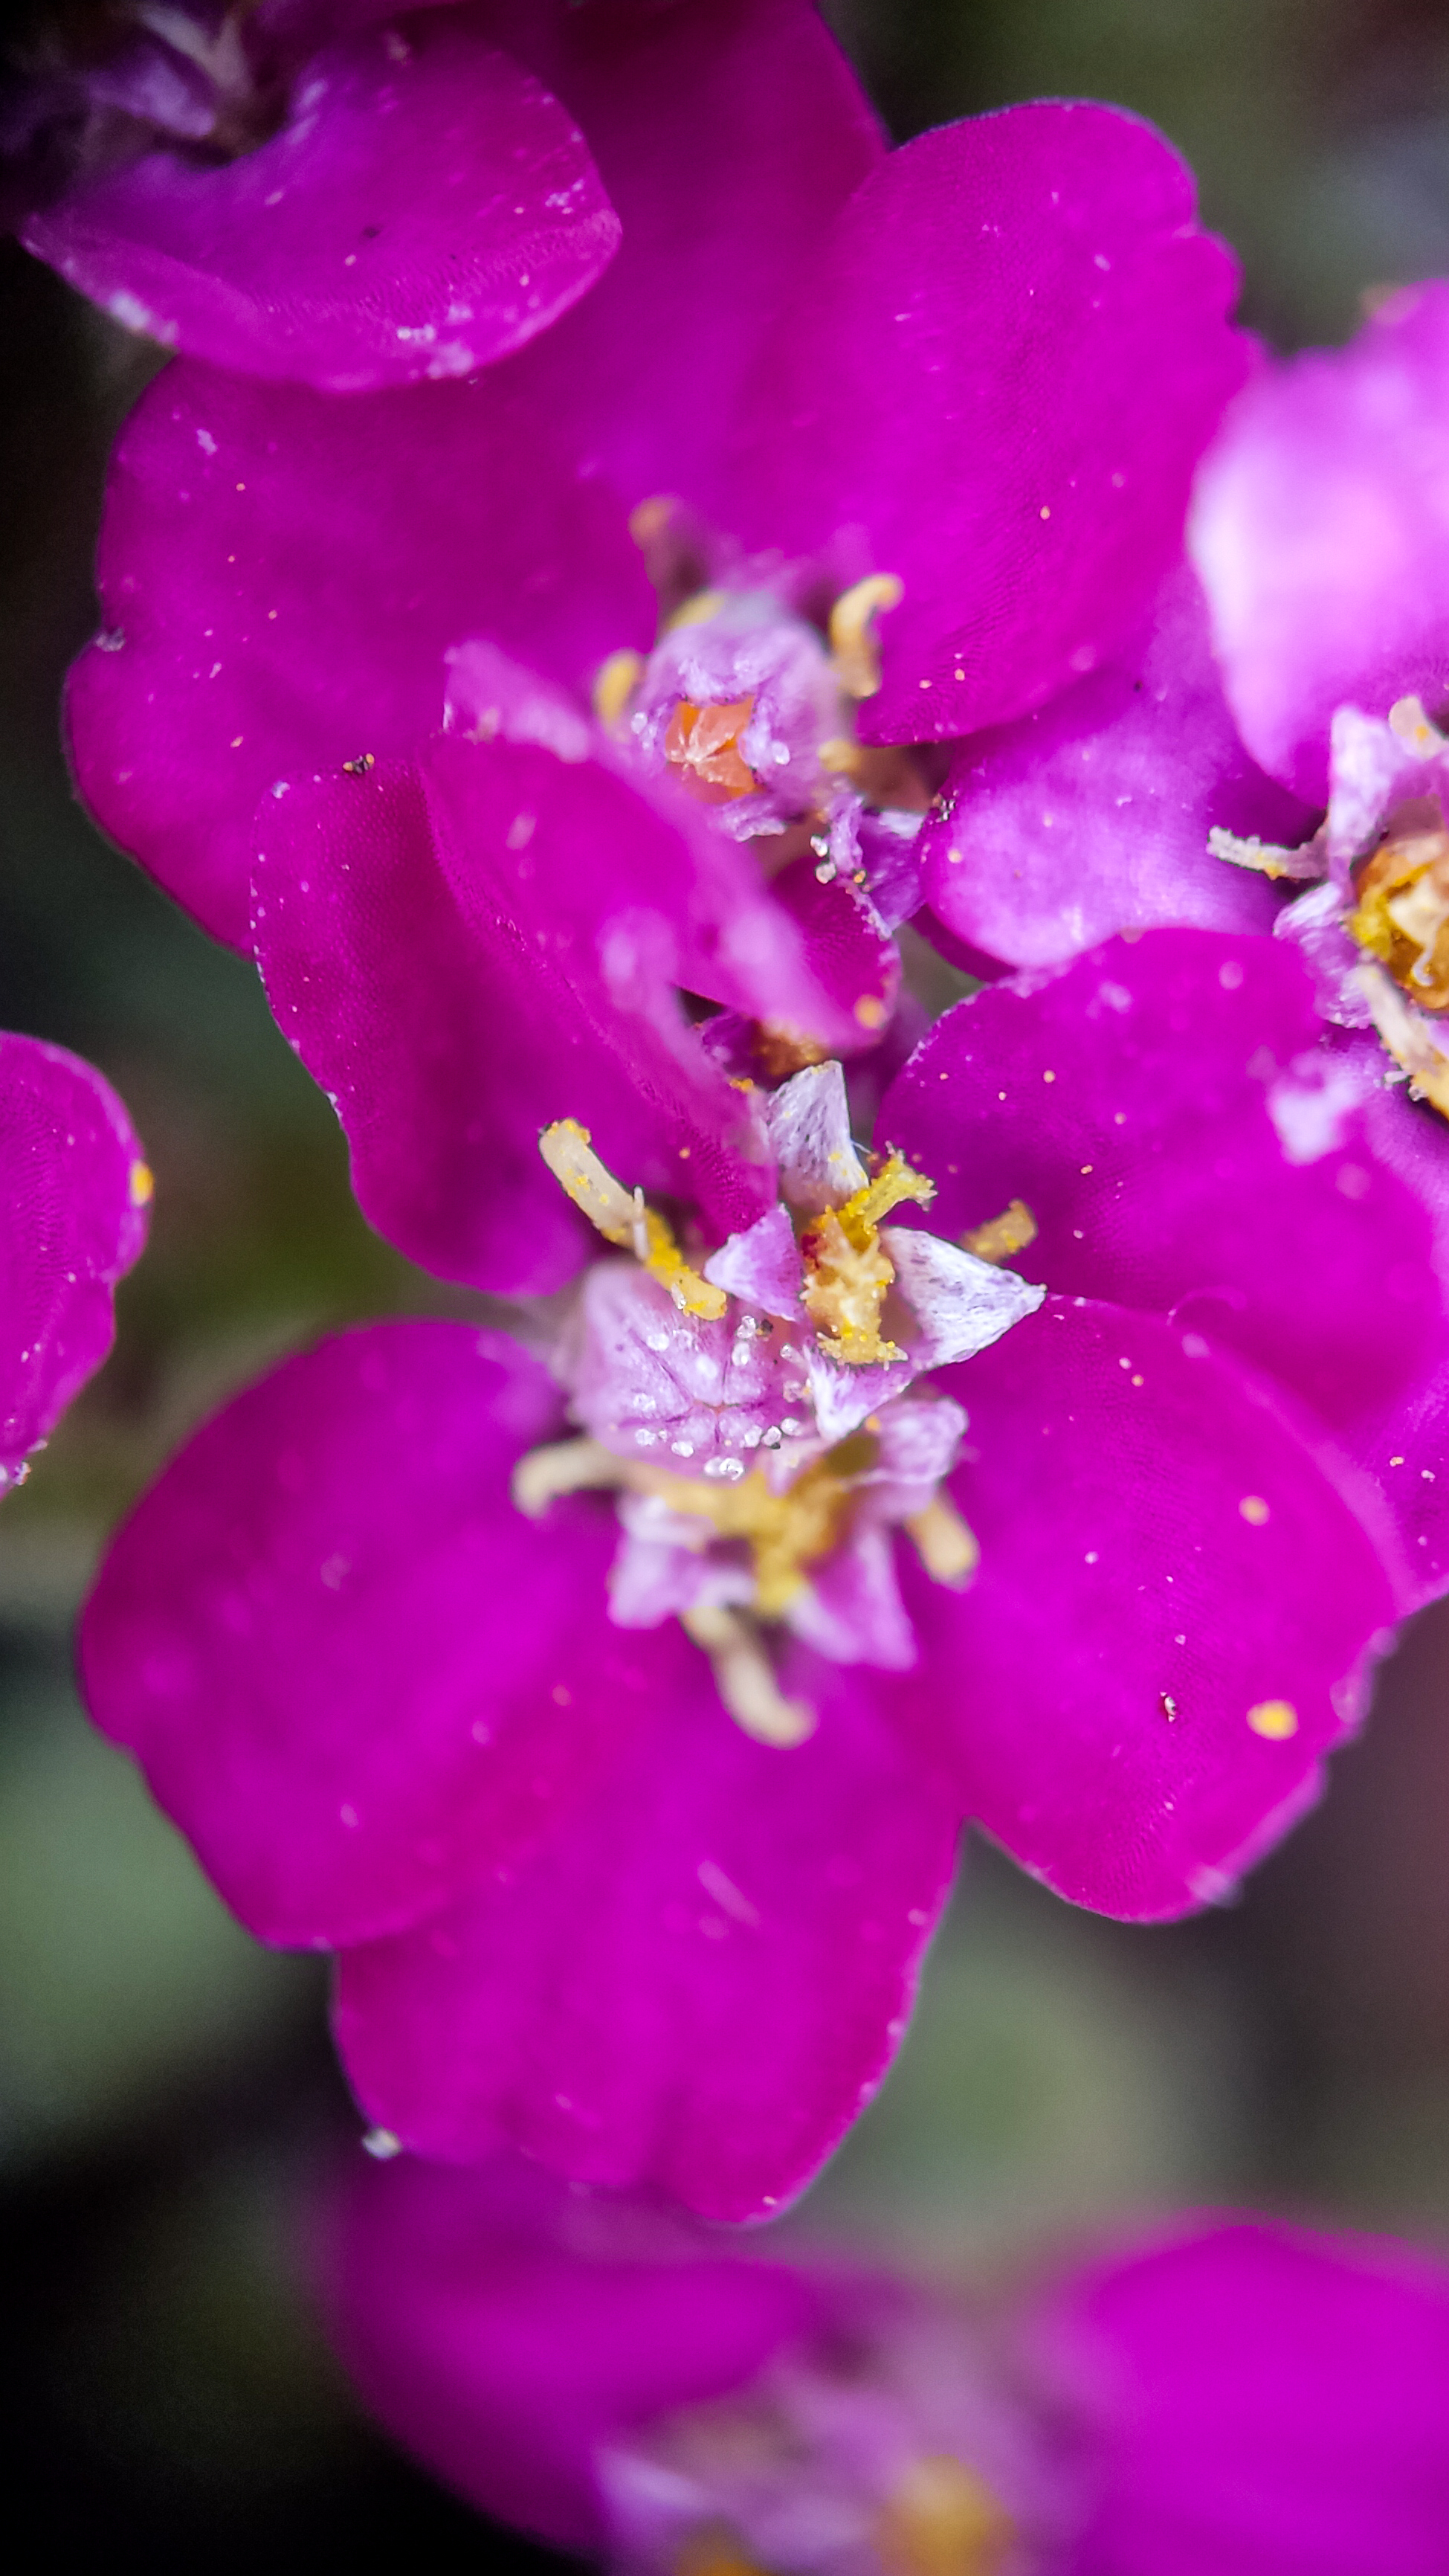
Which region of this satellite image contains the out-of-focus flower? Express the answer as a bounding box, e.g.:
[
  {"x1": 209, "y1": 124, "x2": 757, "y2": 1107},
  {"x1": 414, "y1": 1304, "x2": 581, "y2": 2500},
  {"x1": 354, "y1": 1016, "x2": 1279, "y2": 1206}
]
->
[
  {"x1": 63, "y1": 0, "x2": 1252, "y2": 953},
  {"x1": 0, "y1": 1031, "x2": 150, "y2": 1489},
  {"x1": 78, "y1": 897, "x2": 1424, "y2": 2215},
  {"x1": 323, "y1": 2148, "x2": 1449, "y2": 2576},
  {"x1": 10, "y1": 1, "x2": 621, "y2": 387}
]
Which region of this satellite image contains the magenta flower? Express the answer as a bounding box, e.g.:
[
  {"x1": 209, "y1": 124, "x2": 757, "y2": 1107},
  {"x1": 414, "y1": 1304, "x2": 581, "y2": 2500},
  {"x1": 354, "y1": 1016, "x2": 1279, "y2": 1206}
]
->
[
  {"x1": 324, "y1": 2149, "x2": 1449, "y2": 2576},
  {"x1": 79, "y1": 865, "x2": 1426, "y2": 2216},
  {"x1": 13, "y1": 1, "x2": 620, "y2": 389},
  {"x1": 63, "y1": 0, "x2": 1251, "y2": 959},
  {"x1": 0, "y1": 1032, "x2": 150, "y2": 1488},
  {"x1": 910, "y1": 285, "x2": 1449, "y2": 1604}
]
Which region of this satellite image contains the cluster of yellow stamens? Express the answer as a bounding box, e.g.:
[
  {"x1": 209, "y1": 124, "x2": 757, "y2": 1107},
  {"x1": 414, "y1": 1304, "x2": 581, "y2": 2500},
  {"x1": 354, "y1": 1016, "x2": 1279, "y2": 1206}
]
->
[{"x1": 800, "y1": 1153, "x2": 937, "y2": 1363}]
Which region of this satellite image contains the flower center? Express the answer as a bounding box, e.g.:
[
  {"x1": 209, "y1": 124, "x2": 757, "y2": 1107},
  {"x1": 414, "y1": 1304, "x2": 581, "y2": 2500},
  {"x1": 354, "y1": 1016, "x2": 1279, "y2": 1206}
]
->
[
  {"x1": 878, "y1": 2456, "x2": 1017, "y2": 2576},
  {"x1": 1347, "y1": 801, "x2": 1449, "y2": 1009},
  {"x1": 513, "y1": 1069, "x2": 1044, "y2": 1746},
  {"x1": 664, "y1": 697, "x2": 759, "y2": 802}
]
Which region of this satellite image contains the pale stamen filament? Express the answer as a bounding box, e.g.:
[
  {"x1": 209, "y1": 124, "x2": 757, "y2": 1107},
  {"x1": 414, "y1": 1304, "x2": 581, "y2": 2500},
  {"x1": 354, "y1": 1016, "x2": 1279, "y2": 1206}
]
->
[
  {"x1": 903, "y1": 1495, "x2": 979, "y2": 1588},
  {"x1": 680, "y1": 1603, "x2": 816, "y2": 1748},
  {"x1": 511, "y1": 1436, "x2": 625, "y2": 1519}
]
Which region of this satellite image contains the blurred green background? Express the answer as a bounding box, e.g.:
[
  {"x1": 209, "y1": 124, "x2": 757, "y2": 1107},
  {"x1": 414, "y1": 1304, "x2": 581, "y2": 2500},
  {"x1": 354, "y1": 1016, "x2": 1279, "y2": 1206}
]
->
[{"x1": 5, "y1": 1, "x2": 1449, "y2": 2562}]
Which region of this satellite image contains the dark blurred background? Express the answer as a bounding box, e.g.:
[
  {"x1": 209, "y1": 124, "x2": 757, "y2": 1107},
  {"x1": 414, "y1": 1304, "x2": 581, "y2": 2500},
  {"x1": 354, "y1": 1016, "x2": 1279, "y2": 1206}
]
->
[{"x1": 5, "y1": 1, "x2": 1449, "y2": 2563}]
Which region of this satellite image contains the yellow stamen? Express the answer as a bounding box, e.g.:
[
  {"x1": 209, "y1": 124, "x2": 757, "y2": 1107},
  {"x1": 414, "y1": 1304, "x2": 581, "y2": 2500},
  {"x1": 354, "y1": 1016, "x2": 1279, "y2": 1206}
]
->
[
  {"x1": 801, "y1": 1153, "x2": 936, "y2": 1365},
  {"x1": 665, "y1": 697, "x2": 758, "y2": 801},
  {"x1": 903, "y1": 1495, "x2": 978, "y2": 1588},
  {"x1": 681, "y1": 1603, "x2": 815, "y2": 1747},
  {"x1": 128, "y1": 1159, "x2": 155, "y2": 1208},
  {"x1": 1348, "y1": 803, "x2": 1449, "y2": 1008},
  {"x1": 665, "y1": 587, "x2": 727, "y2": 633},
  {"x1": 878, "y1": 2457, "x2": 1015, "y2": 2576},
  {"x1": 593, "y1": 648, "x2": 645, "y2": 729},
  {"x1": 538, "y1": 1121, "x2": 726, "y2": 1317},
  {"x1": 961, "y1": 1199, "x2": 1036, "y2": 1264},
  {"x1": 1355, "y1": 961, "x2": 1449, "y2": 1119},
  {"x1": 828, "y1": 573, "x2": 904, "y2": 700}
]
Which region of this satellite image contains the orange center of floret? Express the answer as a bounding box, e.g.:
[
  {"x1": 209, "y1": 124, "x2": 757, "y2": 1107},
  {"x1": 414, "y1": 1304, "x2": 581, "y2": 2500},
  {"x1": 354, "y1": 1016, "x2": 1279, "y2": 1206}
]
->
[{"x1": 664, "y1": 697, "x2": 758, "y2": 802}]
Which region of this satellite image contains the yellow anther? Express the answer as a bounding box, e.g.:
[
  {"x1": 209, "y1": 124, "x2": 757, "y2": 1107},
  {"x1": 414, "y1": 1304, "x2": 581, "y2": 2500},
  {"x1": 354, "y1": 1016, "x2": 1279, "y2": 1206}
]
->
[
  {"x1": 538, "y1": 1121, "x2": 726, "y2": 1317},
  {"x1": 842, "y1": 1151, "x2": 936, "y2": 1243},
  {"x1": 903, "y1": 1495, "x2": 978, "y2": 1588},
  {"x1": 1349, "y1": 806, "x2": 1449, "y2": 1009},
  {"x1": 128, "y1": 1159, "x2": 155, "y2": 1208},
  {"x1": 801, "y1": 1152, "x2": 935, "y2": 1365},
  {"x1": 961, "y1": 1199, "x2": 1036, "y2": 1264},
  {"x1": 828, "y1": 573, "x2": 903, "y2": 700},
  {"x1": 1355, "y1": 960, "x2": 1449, "y2": 1118},
  {"x1": 665, "y1": 587, "x2": 727, "y2": 633},
  {"x1": 878, "y1": 2456, "x2": 1015, "y2": 2576},
  {"x1": 593, "y1": 648, "x2": 645, "y2": 729}
]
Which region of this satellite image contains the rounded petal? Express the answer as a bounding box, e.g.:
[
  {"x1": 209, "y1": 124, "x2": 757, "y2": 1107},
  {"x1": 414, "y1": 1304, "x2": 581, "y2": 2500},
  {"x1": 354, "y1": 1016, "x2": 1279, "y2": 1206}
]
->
[
  {"x1": 78, "y1": 1320, "x2": 656, "y2": 1948},
  {"x1": 891, "y1": 1298, "x2": 1395, "y2": 1921},
  {"x1": 880, "y1": 930, "x2": 1443, "y2": 1439},
  {"x1": 323, "y1": 2154, "x2": 819, "y2": 2554},
  {"x1": 22, "y1": 10, "x2": 619, "y2": 390},
  {"x1": 1192, "y1": 280, "x2": 1449, "y2": 803},
  {"x1": 735, "y1": 103, "x2": 1251, "y2": 744},
  {"x1": 65, "y1": 354, "x2": 653, "y2": 947},
  {"x1": 253, "y1": 739, "x2": 778, "y2": 1291},
  {"x1": 1051, "y1": 2221, "x2": 1449, "y2": 2576},
  {"x1": 335, "y1": 1661, "x2": 961, "y2": 2223},
  {"x1": 496, "y1": 0, "x2": 883, "y2": 521},
  {"x1": 0, "y1": 1033, "x2": 149, "y2": 1484},
  {"x1": 923, "y1": 567, "x2": 1314, "y2": 970}
]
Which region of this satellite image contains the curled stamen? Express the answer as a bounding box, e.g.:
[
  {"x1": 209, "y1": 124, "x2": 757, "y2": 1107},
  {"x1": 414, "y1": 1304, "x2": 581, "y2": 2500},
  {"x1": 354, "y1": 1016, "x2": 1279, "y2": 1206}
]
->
[
  {"x1": 681, "y1": 1603, "x2": 816, "y2": 1747},
  {"x1": 1353, "y1": 962, "x2": 1449, "y2": 1118},
  {"x1": 511, "y1": 1436, "x2": 623, "y2": 1519},
  {"x1": 829, "y1": 574, "x2": 904, "y2": 701},
  {"x1": 539, "y1": 1120, "x2": 726, "y2": 1317}
]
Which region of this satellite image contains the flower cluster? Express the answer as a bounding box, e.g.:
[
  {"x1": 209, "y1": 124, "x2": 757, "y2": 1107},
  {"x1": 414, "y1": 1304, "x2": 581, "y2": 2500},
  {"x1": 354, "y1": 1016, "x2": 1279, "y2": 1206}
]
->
[{"x1": 31, "y1": 0, "x2": 1449, "y2": 2377}]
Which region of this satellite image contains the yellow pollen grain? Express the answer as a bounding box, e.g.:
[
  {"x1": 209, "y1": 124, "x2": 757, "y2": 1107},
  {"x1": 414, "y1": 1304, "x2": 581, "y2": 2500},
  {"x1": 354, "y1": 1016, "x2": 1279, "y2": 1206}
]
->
[
  {"x1": 1248, "y1": 1698, "x2": 1299, "y2": 1740},
  {"x1": 854, "y1": 993, "x2": 888, "y2": 1029},
  {"x1": 538, "y1": 1120, "x2": 726, "y2": 1318},
  {"x1": 128, "y1": 1159, "x2": 154, "y2": 1208},
  {"x1": 1239, "y1": 1494, "x2": 1271, "y2": 1526},
  {"x1": 828, "y1": 573, "x2": 903, "y2": 700}
]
